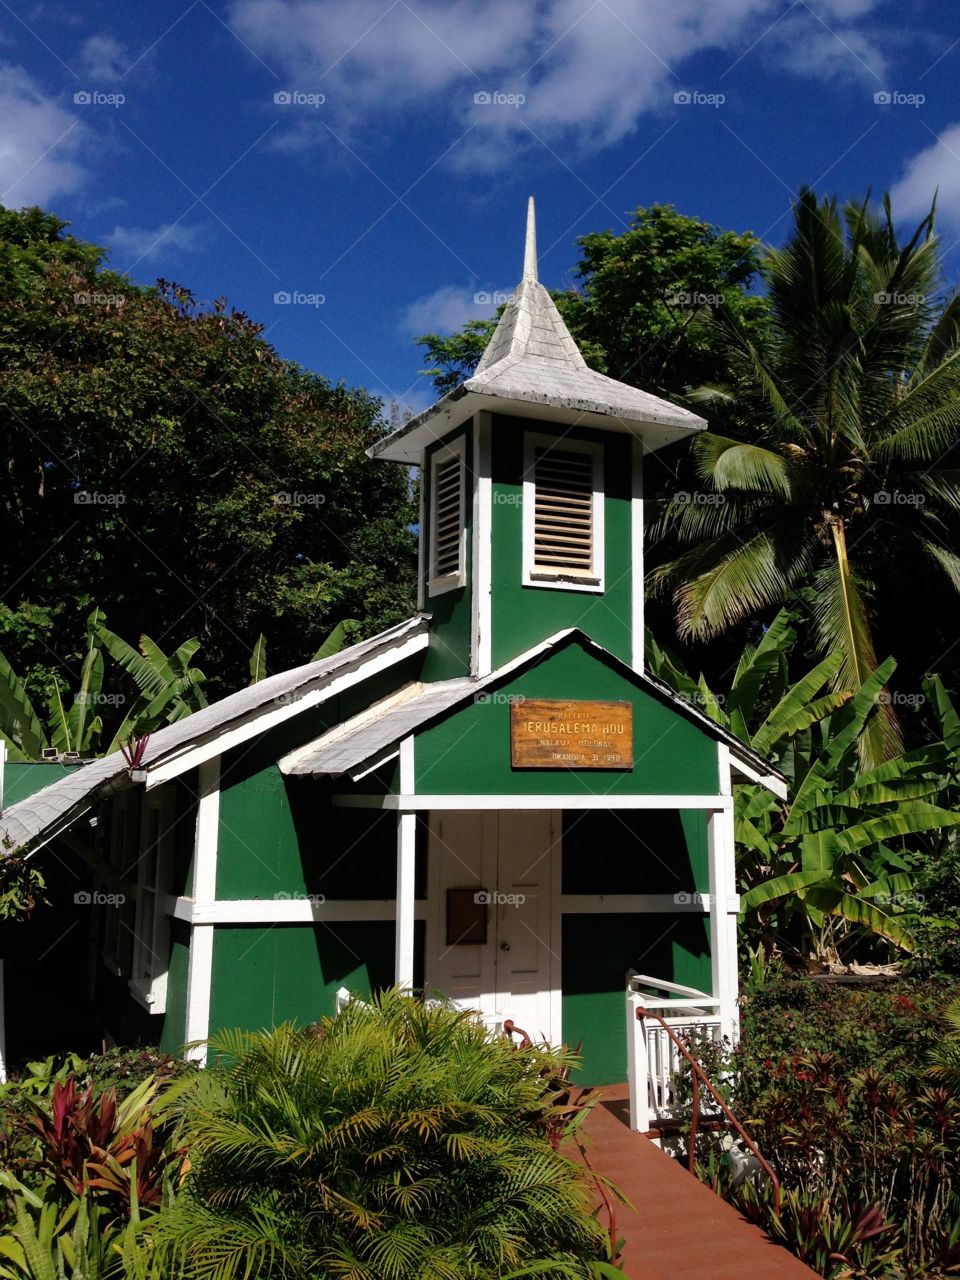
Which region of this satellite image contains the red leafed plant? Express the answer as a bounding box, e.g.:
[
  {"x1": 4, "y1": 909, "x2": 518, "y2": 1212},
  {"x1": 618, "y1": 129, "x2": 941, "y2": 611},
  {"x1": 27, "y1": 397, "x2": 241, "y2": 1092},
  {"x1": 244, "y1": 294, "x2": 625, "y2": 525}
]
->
[{"x1": 21, "y1": 1074, "x2": 182, "y2": 1216}]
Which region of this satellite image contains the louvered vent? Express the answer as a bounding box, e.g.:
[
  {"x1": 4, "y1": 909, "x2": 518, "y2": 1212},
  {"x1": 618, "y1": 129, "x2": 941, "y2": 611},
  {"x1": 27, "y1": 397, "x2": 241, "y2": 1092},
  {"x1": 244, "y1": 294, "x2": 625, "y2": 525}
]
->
[
  {"x1": 431, "y1": 453, "x2": 464, "y2": 583},
  {"x1": 532, "y1": 447, "x2": 595, "y2": 577}
]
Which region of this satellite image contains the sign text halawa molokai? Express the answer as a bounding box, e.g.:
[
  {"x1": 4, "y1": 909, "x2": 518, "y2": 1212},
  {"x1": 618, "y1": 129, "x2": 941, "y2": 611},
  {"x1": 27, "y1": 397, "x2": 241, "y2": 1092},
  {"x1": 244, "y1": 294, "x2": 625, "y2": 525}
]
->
[{"x1": 510, "y1": 699, "x2": 634, "y2": 769}]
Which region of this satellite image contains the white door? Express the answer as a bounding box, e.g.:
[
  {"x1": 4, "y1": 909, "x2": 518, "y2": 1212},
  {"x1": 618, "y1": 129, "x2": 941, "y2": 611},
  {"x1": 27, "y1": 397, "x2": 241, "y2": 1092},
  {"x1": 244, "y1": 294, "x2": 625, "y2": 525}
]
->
[{"x1": 425, "y1": 810, "x2": 559, "y2": 1043}]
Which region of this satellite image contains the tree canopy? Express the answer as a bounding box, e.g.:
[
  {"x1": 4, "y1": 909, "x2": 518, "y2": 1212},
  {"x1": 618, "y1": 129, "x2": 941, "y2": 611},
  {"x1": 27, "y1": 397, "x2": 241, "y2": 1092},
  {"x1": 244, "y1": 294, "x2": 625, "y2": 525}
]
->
[{"x1": 0, "y1": 206, "x2": 416, "y2": 704}]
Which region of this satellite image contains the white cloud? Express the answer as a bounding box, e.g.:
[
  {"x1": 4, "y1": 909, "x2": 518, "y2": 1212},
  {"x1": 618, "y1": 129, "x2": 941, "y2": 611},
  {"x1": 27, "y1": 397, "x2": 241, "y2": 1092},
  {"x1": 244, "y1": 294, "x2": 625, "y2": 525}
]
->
[
  {"x1": 107, "y1": 221, "x2": 202, "y2": 267},
  {"x1": 399, "y1": 282, "x2": 500, "y2": 335},
  {"x1": 889, "y1": 125, "x2": 960, "y2": 228},
  {"x1": 76, "y1": 34, "x2": 129, "y2": 81},
  {"x1": 0, "y1": 63, "x2": 86, "y2": 206},
  {"x1": 229, "y1": 0, "x2": 889, "y2": 165}
]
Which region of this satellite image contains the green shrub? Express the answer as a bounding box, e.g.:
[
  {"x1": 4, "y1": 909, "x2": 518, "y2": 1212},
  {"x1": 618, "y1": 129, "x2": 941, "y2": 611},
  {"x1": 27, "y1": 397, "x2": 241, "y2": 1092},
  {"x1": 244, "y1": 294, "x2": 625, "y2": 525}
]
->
[{"x1": 154, "y1": 990, "x2": 618, "y2": 1279}]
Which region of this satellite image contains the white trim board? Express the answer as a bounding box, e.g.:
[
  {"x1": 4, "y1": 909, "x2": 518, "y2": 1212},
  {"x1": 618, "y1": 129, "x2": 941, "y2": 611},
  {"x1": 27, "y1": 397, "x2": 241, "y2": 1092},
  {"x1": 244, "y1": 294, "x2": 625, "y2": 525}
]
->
[
  {"x1": 144, "y1": 631, "x2": 428, "y2": 789},
  {"x1": 472, "y1": 411, "x2": 493, "y2": 677},
  {"x1": 332, "y1": 793, "x2": 733, "y2": 811},
  {"x1": 172, "y1": 897, "x2": 428, "y2": 925}
]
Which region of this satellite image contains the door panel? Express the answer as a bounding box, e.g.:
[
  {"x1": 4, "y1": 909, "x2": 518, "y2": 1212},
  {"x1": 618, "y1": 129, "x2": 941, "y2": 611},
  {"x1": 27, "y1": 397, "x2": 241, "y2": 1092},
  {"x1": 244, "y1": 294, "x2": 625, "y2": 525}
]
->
[{"x1": 425, "y1": 810, "x2": 558, "y2": 1042}]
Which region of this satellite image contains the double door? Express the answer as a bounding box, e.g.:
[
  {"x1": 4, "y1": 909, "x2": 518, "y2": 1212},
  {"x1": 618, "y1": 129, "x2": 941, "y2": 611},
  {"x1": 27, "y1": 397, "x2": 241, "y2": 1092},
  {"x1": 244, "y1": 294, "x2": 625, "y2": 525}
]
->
[{"x1": 425, "y1": 810, "x2": 559, "y2": 1042}]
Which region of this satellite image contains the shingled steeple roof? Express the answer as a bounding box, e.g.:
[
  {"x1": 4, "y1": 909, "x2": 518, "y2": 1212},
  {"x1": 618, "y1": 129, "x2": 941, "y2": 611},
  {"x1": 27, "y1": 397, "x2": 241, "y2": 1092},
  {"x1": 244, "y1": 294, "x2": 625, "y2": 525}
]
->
[{"x1": 371, "y1": 197, "x2": 705, "y2": 464}]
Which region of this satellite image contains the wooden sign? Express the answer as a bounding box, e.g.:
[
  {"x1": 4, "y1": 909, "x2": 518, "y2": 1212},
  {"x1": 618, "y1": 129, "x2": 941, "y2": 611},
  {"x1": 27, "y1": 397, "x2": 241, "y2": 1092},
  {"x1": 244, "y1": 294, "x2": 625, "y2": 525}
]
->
[{"x1": 510, "y1": 699, "x2": 633, "y2": 770}]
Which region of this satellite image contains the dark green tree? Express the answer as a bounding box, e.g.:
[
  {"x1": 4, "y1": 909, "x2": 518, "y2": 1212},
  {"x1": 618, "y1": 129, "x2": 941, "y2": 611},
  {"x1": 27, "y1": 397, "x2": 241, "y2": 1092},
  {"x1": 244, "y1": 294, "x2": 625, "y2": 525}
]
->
[{"x1": 0, "y1": 207, "x2": 416, "y2": 702}]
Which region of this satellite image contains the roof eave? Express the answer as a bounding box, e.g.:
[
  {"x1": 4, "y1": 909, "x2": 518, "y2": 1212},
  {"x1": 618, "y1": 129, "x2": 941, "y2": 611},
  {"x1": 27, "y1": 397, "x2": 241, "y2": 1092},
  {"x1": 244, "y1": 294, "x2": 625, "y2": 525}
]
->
[{"x1": 369, "y1": 387, "x2": 705, "y2": 465}]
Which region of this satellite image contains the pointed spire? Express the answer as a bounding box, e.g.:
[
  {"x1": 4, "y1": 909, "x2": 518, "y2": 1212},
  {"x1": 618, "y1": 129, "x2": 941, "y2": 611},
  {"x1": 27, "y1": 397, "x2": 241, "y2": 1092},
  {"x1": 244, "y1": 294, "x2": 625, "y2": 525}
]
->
[{"x1": 522, "y1": 195, "x2": 537, "y2": 282}]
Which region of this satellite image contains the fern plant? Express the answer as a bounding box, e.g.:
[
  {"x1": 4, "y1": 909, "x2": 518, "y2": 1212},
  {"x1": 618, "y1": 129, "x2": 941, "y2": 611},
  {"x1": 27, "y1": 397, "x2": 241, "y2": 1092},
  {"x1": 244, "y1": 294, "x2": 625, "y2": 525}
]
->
[{"x1": 153, "y1": 991, "x2": 620, "y2": 1279}]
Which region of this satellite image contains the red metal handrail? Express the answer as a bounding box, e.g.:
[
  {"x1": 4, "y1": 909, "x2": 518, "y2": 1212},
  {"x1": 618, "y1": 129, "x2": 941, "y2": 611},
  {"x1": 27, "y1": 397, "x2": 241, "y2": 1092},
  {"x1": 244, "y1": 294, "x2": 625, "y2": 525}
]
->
[
  {"x1": 503, "y1": 1018, "x2": 532, "y2": 1049},
  {"x1": 636, "y1": 1005, "x2": 780, "y2": 1214}
]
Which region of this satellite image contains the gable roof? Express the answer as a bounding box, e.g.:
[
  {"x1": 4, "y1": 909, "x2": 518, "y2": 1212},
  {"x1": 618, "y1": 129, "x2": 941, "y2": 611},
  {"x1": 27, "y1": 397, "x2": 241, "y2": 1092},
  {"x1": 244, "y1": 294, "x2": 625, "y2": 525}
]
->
[
  {"x1": 370, "y1": 198, "x2": 705, "y2": 466},
  {"x1": 0, "y1": 615, "x2": 429, "y2": 856},
  {"x1": 279, "y1": 628, "x2": 788, "y2": 797}
]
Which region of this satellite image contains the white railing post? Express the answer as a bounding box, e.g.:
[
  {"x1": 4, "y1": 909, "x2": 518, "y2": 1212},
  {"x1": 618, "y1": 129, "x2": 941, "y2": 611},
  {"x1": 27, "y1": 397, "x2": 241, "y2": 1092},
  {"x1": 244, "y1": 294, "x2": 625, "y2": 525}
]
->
[{"x1": 626, "y1": 987, "x2": 649, "y2": 1132}]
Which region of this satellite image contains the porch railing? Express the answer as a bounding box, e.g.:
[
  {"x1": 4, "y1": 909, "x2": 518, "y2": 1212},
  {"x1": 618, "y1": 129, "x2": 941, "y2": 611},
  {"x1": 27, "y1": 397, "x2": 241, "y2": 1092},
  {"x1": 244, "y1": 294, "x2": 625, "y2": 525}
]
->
[{"x1": 625, "y1": 972, "x2": 722, "y2": 1134}]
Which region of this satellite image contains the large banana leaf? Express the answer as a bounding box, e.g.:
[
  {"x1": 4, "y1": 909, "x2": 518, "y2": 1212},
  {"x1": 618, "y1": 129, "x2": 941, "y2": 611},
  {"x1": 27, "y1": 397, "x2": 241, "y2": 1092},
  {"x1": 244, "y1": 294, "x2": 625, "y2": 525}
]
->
[
  {"x1": 831, "y1": 803, "x2": 960, "y2": 854},
  {"x1": 0, "y1": 650, "x2": 47, "y2": 760},
  {"x1": 750, "y1": 651, "x2": 845, "y2": 754},
  {"x1": 312, "y1": 619, "x2": 360, "y2": 661},
  {"x1": 97, "y1": 625, "x2": 169, "y2": 697}
]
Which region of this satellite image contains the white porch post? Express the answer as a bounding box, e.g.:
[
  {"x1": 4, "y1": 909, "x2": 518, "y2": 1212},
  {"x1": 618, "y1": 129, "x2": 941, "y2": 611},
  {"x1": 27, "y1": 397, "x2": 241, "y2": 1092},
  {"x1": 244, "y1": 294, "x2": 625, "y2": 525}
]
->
[
  {"x1": 707, "y1": 744, "x2": 739, "y2": 1046},
  {"x1": 184, "y1": 755, "x2": 220, "y2": 1064},
  {"x1": 394, "y1": 737, "x2": 416, "y2": 991}
]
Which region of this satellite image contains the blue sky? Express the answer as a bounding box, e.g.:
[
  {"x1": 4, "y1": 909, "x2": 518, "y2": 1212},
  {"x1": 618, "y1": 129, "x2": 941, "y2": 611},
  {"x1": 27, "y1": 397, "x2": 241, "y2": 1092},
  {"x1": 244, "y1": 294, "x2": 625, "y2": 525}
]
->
[{"x1": 2, "y1": 0, "x2": 959, "y2": 419}]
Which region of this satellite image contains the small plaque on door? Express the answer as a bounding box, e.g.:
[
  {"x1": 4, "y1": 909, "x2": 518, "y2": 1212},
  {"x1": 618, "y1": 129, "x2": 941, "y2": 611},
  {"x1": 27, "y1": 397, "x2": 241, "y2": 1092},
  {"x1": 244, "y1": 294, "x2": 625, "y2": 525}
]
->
[
  {"x1": 510, "y1": 699, "x2": 633, "y2": 769},
  {"x1": 446, "y1": 888, "x2": 488, "y2": 945}
]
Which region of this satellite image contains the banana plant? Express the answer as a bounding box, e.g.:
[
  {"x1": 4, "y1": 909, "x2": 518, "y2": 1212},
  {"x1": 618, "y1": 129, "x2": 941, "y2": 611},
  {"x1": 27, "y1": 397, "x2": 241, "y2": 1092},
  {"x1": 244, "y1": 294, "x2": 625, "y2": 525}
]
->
[
  {"x1": 647, "y1": 612, "x2": 960, "y2": 955},
  {"x1": 0, "y1": 610, "x2": 105, "y2": 761},
  {"x1": 97, "y1": 625, "x2": 208, "y2": 755}
]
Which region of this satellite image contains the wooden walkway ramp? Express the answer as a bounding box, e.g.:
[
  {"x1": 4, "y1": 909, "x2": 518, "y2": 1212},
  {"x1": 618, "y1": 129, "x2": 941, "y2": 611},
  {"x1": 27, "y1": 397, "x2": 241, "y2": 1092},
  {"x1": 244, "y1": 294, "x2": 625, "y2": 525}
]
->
[{"x1": 581, "y1": 1084, "x2": 818, "y2": 1279}]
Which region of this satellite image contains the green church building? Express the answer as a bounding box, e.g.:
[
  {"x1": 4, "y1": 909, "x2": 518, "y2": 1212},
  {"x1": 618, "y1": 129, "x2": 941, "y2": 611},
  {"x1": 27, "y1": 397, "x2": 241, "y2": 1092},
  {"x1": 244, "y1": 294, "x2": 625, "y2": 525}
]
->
[{"x1": 0, "y1": 200, "x2": 785, "y2": 1092}]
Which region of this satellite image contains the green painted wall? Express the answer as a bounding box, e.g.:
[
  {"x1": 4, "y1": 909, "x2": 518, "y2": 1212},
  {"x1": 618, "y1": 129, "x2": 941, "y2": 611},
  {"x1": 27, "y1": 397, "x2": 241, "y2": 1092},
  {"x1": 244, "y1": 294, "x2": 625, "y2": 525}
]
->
[
  {"x1": 421, "y1": 424, "x2": 474, "y2": 681},
  {"x1": 4, "y1": 762, "x2": 80, "y2": 806},
  {"x1": 489, "y1": 418, "x2": 634, "y2": 668},
  {"x1": 561, "y1": 911, "x2": 711, "y2": 1086},
  {"x1": 415, "y1": 642, "x2": 719, "y2": 796},
  {"x1": 207, "y1": 921, "x2": 424, "y2": 1035},
  {"x1": 159, "y1": 920, "x2": 191, "y2": 1054}
]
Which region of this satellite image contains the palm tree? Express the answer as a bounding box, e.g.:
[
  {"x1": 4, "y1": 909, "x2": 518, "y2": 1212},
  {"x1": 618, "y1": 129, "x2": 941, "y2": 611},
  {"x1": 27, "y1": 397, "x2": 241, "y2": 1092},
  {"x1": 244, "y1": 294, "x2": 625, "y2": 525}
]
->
[
  {"x1": 152, "y1": 991, "x2": 616, "y2": 1279},
  {"x1": 650, "y1": 189, "x2": 960, "y2": 767}
]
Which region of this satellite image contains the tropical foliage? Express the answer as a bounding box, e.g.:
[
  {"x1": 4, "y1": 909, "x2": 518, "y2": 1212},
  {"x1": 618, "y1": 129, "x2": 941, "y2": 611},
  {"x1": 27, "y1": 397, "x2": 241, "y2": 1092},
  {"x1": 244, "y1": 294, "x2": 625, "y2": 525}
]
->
[
  {"x1": 152, "y1": 991, "x2": 618, "y2": 1279},
  {"x1": 650, "y1": 190, "x2": 960, "y2": 767},
  {"x1": 681, "y1": 979, "x2": 960, "y2": 1277},
  {"x1": 648, "y1": 611, "x2": 960, "y2": 961}
]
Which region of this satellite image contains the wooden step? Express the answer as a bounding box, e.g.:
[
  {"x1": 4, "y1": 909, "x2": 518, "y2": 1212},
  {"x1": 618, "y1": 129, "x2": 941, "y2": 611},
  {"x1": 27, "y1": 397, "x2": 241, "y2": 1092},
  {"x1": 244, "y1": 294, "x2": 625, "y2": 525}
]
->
[{"x1": 579, "y1": 1084, "x2": 819, "y2": 1279}]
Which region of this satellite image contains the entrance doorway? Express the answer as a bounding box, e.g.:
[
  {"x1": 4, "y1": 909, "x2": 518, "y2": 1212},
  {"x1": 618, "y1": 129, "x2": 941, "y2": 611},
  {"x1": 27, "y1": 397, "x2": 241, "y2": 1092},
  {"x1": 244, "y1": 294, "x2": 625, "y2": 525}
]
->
[{"x1": 424, "y1": 810, "x2": 559, "y2": 1042}]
